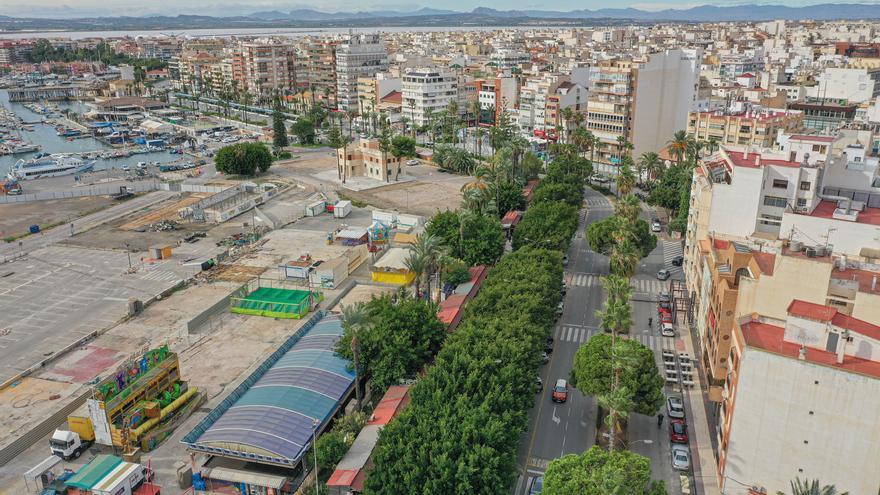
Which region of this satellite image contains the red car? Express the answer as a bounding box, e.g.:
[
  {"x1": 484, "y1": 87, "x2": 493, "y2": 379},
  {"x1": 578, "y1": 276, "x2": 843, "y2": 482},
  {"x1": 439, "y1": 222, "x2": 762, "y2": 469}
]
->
[
  {"x1": 659, "y1": 311, "x2": 673, "y2": 324},
  {"x1": 551, "y1": 379, "x2": 569, "y2": 403},
  {"x1": 669, "y1": 419, "x2": 688, "y2": 444}
]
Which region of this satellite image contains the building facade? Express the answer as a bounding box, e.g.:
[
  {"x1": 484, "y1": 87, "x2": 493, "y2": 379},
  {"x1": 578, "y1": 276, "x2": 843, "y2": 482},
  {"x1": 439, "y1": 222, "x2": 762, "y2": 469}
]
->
[{"x1": 335, "y1": 34, "x2": 388, "y2": 112}]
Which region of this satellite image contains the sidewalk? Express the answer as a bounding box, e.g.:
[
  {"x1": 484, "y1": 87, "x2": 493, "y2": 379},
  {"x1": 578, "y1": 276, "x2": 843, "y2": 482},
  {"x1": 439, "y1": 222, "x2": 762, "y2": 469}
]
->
[{"x1": 680, "y1": 327, "x2": 721, "y2": 495}]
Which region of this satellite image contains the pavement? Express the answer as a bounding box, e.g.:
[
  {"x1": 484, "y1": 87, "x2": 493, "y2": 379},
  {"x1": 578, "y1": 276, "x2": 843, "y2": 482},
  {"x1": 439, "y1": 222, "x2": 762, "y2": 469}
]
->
[{"x1": 513, "y1": 188, "x2": 713, "y2": 495}]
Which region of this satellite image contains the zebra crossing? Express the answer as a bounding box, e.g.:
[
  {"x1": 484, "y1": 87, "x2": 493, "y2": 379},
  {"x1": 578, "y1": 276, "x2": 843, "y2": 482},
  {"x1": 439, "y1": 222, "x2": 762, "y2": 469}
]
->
[
  {"x1": 555, "y1": 324, "x2": 676, "y2": 351},
  {"x1": 662, "y1": 240, "x2": 685, "y2": 274},
  {"x1": 585, "y1": 197, "x2": 612, "y2": 208},
  {"x1": 139, "y1": 270, "x2": 181, "y2": 283},
  {"x1": 567, "y1": 272, "x2": 668, "y2": 294}
]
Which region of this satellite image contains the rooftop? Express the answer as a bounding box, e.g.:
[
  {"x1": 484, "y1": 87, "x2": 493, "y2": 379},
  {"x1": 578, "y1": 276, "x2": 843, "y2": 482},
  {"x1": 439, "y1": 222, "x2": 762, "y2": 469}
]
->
[
  {"x1": 789, "y1": 134, "x2": 835, "y2": 143},
  {"x1": 726, "y1": 150, "x2": 800, "y2": 169},
  {"x1": 182, "y1": 313, "x2": 354, "y2": 466},
  {"x1": 741, "y1": 320, "x2": 880, "y2": 379},
  {"x1": 805, "y1": 200, "x2": 880, "y2": 226},
  {"x1": 787, "y1": 299, "x2": 880, "y2": 340},
  {"x1": 830, "y1": 267, "x2": 880, "y2": 296}
]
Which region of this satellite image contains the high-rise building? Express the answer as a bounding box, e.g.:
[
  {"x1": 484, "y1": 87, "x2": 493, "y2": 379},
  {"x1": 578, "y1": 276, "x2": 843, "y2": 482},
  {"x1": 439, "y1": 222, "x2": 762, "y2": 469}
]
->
[
  {"x1": 240, "y1": 40, "x2": 297, "y2": 100},
  {"x1": 401, "y1": 68, "x2": 458, "y2": 127},
  {"x1": 335, "y1": 34, "x2": 388, "y2": 112}
]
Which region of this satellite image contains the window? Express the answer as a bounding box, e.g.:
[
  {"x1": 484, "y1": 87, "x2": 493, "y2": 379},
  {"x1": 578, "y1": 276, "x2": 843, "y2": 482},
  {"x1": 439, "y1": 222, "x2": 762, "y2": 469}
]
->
[
  {"x1": 797, "y1": 198, "x2": 807, "y2": 207},
  {"x1": 800, "y1": 181, "x2": 811, "y2": 191},
  {"x1": 758, "y1": 214, "x2": 783, "y2": 226},
  {"x1": 772, "y1": 179, "x2": 788, "y2": 189},
  {"x1": 763, "y1": 196, "x2": 787, "y2": 208},
  {"x1": 812, "y1": 144, "x2": 821, "y2": 152}
]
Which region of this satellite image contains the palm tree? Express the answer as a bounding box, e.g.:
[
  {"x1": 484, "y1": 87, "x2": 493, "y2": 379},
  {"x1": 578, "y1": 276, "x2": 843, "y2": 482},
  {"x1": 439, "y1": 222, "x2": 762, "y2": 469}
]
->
[
  {"x1": 610, "y1": 234, "x2": 640, "y2": 279},
  {"x1": 446, "y1": 148, "x2": 475, "y2": 174},
  {"x1": 614, "y1": 194, "x2": 641, "y2": 226},
  {"x1": 686, "y1": 138, "x2": 706, "y2": 167},
  {"x1": 598, "y1": 383, "x2": 634, "y2": 452},
  {"x1": 560, "y1": 107, "x2": 574, "y2": 144},
  {"x1": 475, "y1": 127, "x2": 485, "y2": 158},
  {"x1": 616, "y1": 164, "x2": 636, "y2": 196},
  {"x1": 601, "y1": 275, "x2": 633, "y2": 305},
  {"x1": 378, "y1": 124, "x2": 393, "y2": 183},
  {"x1": 470, "y1": 99, "x2": 481, "y2": 127},
  {"x1": 707, "y1": 136, "x2": 720, "y2": 154},
  {"x1": 668, "y1": 130, "x2": 689, "y2": 165},
  {"x1": 413, "y1": 234, "x2": 444, "y2": 300},
  {"x1": 404, "y1": 250, "x2": 427, "y2": 299},
  {"x1": 341, "y1": 302, "x2": 370, "y2": 411},
  {"x1": 778, "y1": 478, "x2": 849, "y2": 495},
  {"x1": 638, "y1": 152, "x2": 663, "y2": 186}
]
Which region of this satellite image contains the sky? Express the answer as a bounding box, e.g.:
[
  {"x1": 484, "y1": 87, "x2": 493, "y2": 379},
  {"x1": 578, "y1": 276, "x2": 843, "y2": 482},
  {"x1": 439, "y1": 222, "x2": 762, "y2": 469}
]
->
[{"x1": 1, "y1": 0, "x2": 868, "y2": 17}]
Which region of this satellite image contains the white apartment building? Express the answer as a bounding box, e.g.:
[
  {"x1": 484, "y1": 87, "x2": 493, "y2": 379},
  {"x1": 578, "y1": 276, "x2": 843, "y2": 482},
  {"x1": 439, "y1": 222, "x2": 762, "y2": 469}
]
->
[
  {"x1": 490, "y1": 48, "x2": 531, "y2": 70},
  {"x1": 720, "y1": 303, "x2": 880, "y2": 495},
  {"x1": 401, "y1": 68, "x2": 458, "y2": 127},
  {"x1": 336, "y1": 34, "x2": 388, "y2": 112},
  {"x1": 808, "y1": 67, "x2": 880, "y2": 104}
]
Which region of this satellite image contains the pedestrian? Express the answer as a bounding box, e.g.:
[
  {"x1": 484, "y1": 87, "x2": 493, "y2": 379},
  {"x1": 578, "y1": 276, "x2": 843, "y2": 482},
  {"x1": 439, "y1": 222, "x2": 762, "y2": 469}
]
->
[
  {"x1": 648, "y1": 317, "x2": 653, "y2": 328},
  {"x1": 657, "y1": 413, "x2": 664, "y2": 429}
]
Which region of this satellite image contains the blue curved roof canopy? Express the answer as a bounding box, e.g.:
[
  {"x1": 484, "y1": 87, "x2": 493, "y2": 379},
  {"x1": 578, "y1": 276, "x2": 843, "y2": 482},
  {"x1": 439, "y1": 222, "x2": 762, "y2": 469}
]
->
[{"x1": 182, "y1": 312, "x2": 355, "y2": 465}]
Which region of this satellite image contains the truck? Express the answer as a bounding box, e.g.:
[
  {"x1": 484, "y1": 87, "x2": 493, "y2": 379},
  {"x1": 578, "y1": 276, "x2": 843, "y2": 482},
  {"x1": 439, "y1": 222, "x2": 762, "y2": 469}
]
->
[
  {"x1": 91, "y1": 462, "x2": 149, "y2": 495},
  {"x1": 50, "y1": 416, "x2": 94, "y2": 460},
  {"x1": 111, "y1": 186, "x2": 134, "y2": 200}
]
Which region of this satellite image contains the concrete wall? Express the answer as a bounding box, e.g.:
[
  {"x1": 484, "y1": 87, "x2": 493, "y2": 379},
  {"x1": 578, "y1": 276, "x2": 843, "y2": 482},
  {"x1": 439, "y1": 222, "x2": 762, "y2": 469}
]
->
[
  {"x1": 852, "y1": 291, "x2": 880, "y2": 324},
  {"x1": 736, "y1": 256, "x2": 833, "y2": 321},
  {"x1": 723, "y1": 347, "x2": 880, "y2": 495},
  {"x1": 708, "y1": 167, "x2": 763, "y2": 238},
  {"x1": 780, "y1": 212, "x2": 878, "y2": 258}
]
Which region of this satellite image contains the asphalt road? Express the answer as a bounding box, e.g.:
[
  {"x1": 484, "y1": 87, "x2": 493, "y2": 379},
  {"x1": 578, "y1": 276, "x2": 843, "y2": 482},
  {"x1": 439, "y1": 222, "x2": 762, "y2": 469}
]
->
[{"x1": 513, "y1": 188, "x2": 688, "y2": 494}]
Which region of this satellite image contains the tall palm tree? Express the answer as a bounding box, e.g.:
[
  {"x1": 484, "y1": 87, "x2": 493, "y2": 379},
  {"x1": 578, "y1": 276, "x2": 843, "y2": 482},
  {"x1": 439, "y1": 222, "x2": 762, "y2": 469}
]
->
[
  {"x1": 341, "y1": 302, "x2": 370, "y2": 411},
  {"x1": 598, "y1": 383, "x2": 634, "y2": 452},
  {"x1": 560, "y1": 107, "x2": 574, "y2": 144},
  {"x1": 686, "y1": 138, "x2": 706, "y2": 167},
  {"x1": 638, "y1": 152, "x2": 663, "y2": 186},
  {"x1": 616, "y1": 164, "x2": 636, "y2": 196},
  {"x1": 404, "y1": 250, "x2": 427, "y2": 299},
  {"x1": 413, "y1": 234, "x2": 444, "y2": 300},
  {"x1": 778, "y1": 478, "x2": 849, "y2": 495},
  {"x1": 614, "y1": 194, "x2": 641, "y2": 226},
  {"x1": 610, "y1": 235, "x2": 640, "y2": 279},
  {"x1": 668, "y1": 130, "x2": 689, "y2": 165},
  {"x1": 601, "y1": 275, "x2": 633, "y2": 305},
  {"x1": 475, "y1": 127, "x2": 485, "y2": 158}
]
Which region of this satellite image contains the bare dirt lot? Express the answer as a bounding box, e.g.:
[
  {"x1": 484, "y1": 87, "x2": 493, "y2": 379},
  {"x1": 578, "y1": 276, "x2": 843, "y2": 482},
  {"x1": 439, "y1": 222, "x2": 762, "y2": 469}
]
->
[{"x1": 0, "y1": 196, "x2": 115, "y2": 240}]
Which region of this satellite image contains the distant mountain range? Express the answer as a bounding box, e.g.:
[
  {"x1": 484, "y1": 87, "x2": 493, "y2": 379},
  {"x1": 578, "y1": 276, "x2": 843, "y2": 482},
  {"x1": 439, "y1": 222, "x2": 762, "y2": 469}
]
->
[{"x1": 0, "y1": 3, "x2": 877, "y2": 33}]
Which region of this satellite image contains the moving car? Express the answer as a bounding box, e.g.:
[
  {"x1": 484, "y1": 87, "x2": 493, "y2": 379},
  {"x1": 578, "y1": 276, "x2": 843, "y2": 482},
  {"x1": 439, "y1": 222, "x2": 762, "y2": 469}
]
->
[
  {"x1": 657, "y1": 269, "x2": 671, "y2": 281},
  {"x1": 661, "y1": 322, "x2": 675, "y2": 337},
  {"x1": 669, "y1": 419, "x2": 688, "y2": 443},
  {"x1": 529, "y1": 475, "x2": 544, "y2": 495},
  {"x1": 551, "y1": 379, "x2": 569, "y2": 403},
  {"x1": 651, "y1": 220, "x2": 662, "y2": 232},
  {"x1": 406, "y1": 159, "x2": 419, "y2": 166},
  {"x1": 667, "y1": 396, "x2": 686, "y2": 419},
  {"x1": 672, "y1": 255, "x2": 684, "y2": 266},
  {"x1": 671, "y1": 445, "x2": 690, "y2": 471}
]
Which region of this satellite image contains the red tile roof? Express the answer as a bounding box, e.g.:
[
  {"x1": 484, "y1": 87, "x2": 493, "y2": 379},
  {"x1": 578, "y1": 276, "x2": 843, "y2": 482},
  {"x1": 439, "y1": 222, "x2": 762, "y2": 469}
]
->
[
  {"x1": 787, "y1": 299, "x2": 838, "y2": 321},
  {"x1": 830, "y1": 268, "x2": 880, "y2": 295},
  {"x1": 726, "y1": 151, "x2": 800, "y2": 169},
  {"x1": 369, "y1": 385, "x2": 411, "y2": 426},
  {"x1": 789, "y1": 134, "x2": 835, "y2": 143},
  {"x1": 752, "y1": 252, "x2": 776, "y2": 276},
  {"x1": 437, "y1": 294, "x2": 467, "y2": 324},
  {"x1": 381, "y1": 90, "x2": 402, "y2": 104},
  {"x1": 806, "y1": 200, "x2": 880, "y2": 226},
  {"x1": 741, "y1": 320, "x2": 880, "y2": 379},
  {"x1": 831, "y1": 313, "x2": 880, "y2": 342}
]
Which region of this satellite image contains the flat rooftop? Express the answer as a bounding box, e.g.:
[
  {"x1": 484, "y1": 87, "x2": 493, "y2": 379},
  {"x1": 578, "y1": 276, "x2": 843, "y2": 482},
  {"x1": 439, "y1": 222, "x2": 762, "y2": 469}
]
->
[{"x1": 807, "y1": 200, "x2": 880, "y2": 226}]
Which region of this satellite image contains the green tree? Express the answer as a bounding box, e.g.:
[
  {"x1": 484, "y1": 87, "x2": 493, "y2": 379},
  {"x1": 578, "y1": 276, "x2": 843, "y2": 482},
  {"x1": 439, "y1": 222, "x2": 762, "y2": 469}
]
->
[
  {"x1": 570, "y1": 334, "x2": 665, "y2": 416},
  {"x1": 425, "y1": 210, "x2": 462, "y2": 256},
  {"x1": 460, "y1": 214, "x2": 504, "y2": 266},
  {"x1": 495, "y1": 180, "x2": 527, "y2": 216},
  {"x1": 291, "y1": 117, "x2": 316, "y2": 145},
  {"x1": 777, "y1": 479, "x2": 849, "y2": 495},
  {"x1": 512, "y1": 202, "x2": 579, "y2": 251},
  {"x1": 214, "y1": 142, "x2": 272, "y2": 176},
  {"x1": 442, "y1": 258, "x2": 472, "y2": 286},
  {"x1": 326, "y1": 125, "x2": 350, "y2": 181},
  {"x1": 667, "y1": 130, "x2": 689, "y2": 165},
  {"x1": 542, "y1": 446, "x2": 665, "y2": 495},
  {"x1": 391, "y1": 135, "x2": 416, "y2": 181},
  {"x1": 335, "y1": 295, "x2": 446, "y2": 394},
  {"x1": 532, "y1": 181, "x2": 583, "y2": 208},
  {"x1": 586, "y1": 216, "x2": 656, "y2": 258},
  {"x1": 272, "y1": 108, "x2": 289, "y2": 149}
]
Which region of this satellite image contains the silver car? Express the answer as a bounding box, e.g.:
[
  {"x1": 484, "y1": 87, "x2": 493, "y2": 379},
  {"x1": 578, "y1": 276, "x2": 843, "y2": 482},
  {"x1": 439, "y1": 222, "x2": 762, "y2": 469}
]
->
[
  {"x1": 672, "y1": 445, "x2": 690, "y2": 471},
  {"x1": 667, "y1": 396, "x2": 685, "y2": 419}
]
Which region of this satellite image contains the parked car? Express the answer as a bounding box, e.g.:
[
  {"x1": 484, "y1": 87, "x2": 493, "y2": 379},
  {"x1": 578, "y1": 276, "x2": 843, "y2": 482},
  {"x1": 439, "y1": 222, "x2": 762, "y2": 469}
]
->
[
  {"x1": 658, "y1": 290, "x2": 671, "y2": 303},
  {"x1": 535, "y1": 376, "x2": 543, "y2": 393},
  {"x1": 660, "y1": 312, "x2": 673, "y2": 324},
  {"x1": 667, "y1": 396, "x2": 686, "y2": 419},
  {"x1": 657, "y1": 269, "x2": 671, "y2": 281},
  {"x1": 562, "y1": 254, "x2": 569, "y2": 266},
  {"x1": 651, "y1": 220, "x2": 662, "y2": 232},
  {"x1": 406, "y1": 159, "x2": 419, "y2": 166},
  {"x1": 529, "y1": 475, "x2": 544, "y2": 495},
  {"x1": 671, "y1": 445, "x2": 691, "y2": 471},
  {"x1": 544, "y1": 338, "x2": 554, "y2": 354},
  {"x1": 669, "y1": 419, "x2": 688, "y2": 443},
  {"x1": 541, "y1": 351, "x2": 550, "y2": 364},
  {"x1": 551, "y1": 379, "x2": 569, "y2": 403},
  {"x1": 658, "y1": 301, "x2": 672, "y2": 313},
  {"x1": 661, "y1": 322, "x2": 675, "y2": 337},
  {"x1": 672, "y1": 255, "x2": 684, "y2": 266},
  {"x1": 555, "y1": 301, "x2": 564, "y2": 317}
]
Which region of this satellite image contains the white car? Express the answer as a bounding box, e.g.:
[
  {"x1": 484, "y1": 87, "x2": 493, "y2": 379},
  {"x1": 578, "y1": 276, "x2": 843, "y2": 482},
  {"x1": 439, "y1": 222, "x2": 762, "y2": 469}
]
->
[
  {"x1": 667, "y1": 396, "x2": 685, "y2": 419},
  {"x1": 661, "y1": 322, "x2": 675, "y2": 337},
  {"x1": 406, "y1": 159, "x2": 419, "y2": 166},
  {"x1": 652, "y1": 220, "x2": 662, "y2": 232},
  {"x1": 672, "y1": 445, "x2": 690, "y2": 471}
]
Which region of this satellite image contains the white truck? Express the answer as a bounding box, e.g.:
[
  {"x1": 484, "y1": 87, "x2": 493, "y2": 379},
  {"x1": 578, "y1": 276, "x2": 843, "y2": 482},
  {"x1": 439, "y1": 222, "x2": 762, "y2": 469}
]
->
[
  {"x1": 49, "y1": 416, "x2": 94, "y2": 460},
  {"x1": 92, "y1": 462, "x2": 149, "y2": 495}
]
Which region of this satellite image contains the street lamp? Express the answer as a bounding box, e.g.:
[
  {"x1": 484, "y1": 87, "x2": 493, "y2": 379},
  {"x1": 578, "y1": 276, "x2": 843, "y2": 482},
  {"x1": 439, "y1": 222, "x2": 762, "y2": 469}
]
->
[{"x1": 312, "y1": 419, "x2": 320, "y2": 495}]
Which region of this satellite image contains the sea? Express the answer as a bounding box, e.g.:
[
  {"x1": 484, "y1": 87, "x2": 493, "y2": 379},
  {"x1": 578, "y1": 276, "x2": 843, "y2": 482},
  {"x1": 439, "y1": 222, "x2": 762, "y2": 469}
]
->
[
  {"x1": 0, "y1": 90, "x2": 178, "y2": 175},
  {"x1": 0, "y1": 26, "x2": 541, "y2": 40}
]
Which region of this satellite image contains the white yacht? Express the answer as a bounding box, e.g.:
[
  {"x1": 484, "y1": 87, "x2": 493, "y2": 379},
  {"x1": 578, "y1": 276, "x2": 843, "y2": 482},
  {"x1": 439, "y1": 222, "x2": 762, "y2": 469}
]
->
[{"x1": 9, "y1": 153, "x2": 95, "y2": 180}]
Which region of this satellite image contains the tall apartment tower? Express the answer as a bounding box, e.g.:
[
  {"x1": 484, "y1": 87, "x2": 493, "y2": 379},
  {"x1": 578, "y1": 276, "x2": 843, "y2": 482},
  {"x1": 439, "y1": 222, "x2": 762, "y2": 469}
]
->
[
  {"x1": 402, "y1": 68, "x2": 458, "y2": 127},
  {"x1": 240, "y1": 41, "x2": 297, "y2": 99},
  {"x1": 335, "y1": 34, "x2": 388, "y2": 112}
]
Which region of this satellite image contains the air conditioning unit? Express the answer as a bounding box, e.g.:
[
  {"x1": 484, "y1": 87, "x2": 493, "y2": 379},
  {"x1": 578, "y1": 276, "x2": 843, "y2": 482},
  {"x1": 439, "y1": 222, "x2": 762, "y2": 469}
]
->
[{"x1": 805, "y1": 246, "x2": 817, "y2": 257}]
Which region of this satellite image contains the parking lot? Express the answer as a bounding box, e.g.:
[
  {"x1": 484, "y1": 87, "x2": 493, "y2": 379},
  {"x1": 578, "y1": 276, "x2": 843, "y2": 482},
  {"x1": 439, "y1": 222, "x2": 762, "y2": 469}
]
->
[{"x1": 0, "y1": 242, "x2": 216, "y2": 385}]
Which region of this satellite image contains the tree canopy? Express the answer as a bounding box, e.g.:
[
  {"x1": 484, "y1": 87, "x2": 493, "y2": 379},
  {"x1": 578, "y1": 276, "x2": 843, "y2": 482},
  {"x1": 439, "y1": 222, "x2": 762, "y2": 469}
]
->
[
  {"x1": 272, "y1": 108, "x2": 289, "y2": 149},
  {"x1": 214, "y1": 142, "x2": 272, "y2": 176},
  {"x1": 586, "y1": 216, "x2": 657, "y2": 258},
  {"x1": 512, "y1": 201, "x2": 579, "y2": 251},
  {"x1": 542, "y1": 446, "x2": 666, "y2": 495},
  {"x1": 291, "y1": 117, "x2": 317, "y2": 145},
  {"x1": 570, "y1": 334, "x2": 665, "y2": 416},
  {"x1": 425, "y1": 211, "x2": 505, "y2": 266}
]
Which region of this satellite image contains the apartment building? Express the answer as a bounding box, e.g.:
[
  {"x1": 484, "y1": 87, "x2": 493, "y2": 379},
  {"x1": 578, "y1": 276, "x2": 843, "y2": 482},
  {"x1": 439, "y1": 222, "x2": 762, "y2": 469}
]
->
[
  {"x1": 808, "y1": 67, "x2": 880, "y2": 104},
  {"x1": 586, "y1": 49, "x2": 701, "y2": 173},
  {"x1": 336, "y1": 34, "x2": 388, "y2": 112},
  {"x1": 490, "y1": 48, "x2": 531, "y2": 70},
  {"x1": 401, "y1": 68, "x2": 458, "y2": 127},
  {"x1": 296, "y1": 38, "x2": 337, "y2": 105},
  {"x1": 718, "y1": 304, "x2": 880, "y2": 495},
  {"x1": 788, "y1": 100, "x2": 858, "y2": 133},
  {"x1": 356, "y1": 73, "x2": 400, "y2": 114},
  {"x1": 687, "y1": 106, "x2": 804, "y2": 149},
  {"x1": 240, "y1": 41, "x2": 297, "y2": 99},
  {"x1": 175, "y1": 52, "x2": 221, "y2": 92},
  {"x1": 476, "y1": 75, "x2": 518, "y2": 125}
]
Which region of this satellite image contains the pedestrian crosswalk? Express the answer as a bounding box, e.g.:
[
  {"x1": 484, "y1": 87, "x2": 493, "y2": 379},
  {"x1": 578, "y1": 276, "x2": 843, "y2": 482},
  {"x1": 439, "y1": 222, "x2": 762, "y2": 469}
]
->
[
  {"x1": 662, "y1": 240, "x2": 684, "y2": 274},
  {"x1": 554, "y1": 324, "x2": 676, "y2": 351},
  {"x1": 567, "y1": 272, "x2": 668, "y2": 294},
  {"x1": 585, "y1": 197, "x2": 612, "y2": 208}
]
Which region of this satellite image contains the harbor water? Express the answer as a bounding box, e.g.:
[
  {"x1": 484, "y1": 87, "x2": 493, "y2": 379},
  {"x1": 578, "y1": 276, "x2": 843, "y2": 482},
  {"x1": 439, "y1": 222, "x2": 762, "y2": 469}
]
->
[{"x1": 0, "y1": 90, "x2": 180, "y2": 176}]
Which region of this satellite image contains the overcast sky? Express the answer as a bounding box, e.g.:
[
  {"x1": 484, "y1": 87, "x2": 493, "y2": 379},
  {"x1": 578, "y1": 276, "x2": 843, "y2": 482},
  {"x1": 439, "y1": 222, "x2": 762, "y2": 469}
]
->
[{"x1": 1, "y1": 0, "x2": 863, "y2": 17}]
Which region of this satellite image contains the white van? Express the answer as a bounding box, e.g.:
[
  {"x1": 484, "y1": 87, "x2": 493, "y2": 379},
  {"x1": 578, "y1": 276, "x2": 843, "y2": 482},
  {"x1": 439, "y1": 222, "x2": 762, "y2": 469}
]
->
[{"x1": 92, "y1": 462, "x2": 148, "y2": 495}]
